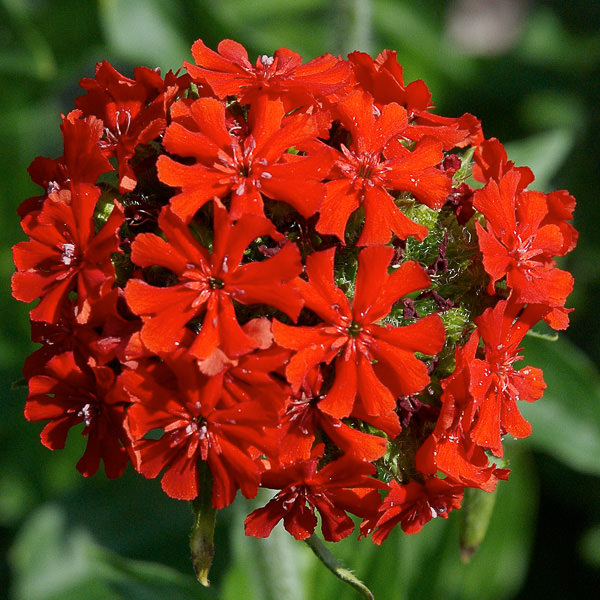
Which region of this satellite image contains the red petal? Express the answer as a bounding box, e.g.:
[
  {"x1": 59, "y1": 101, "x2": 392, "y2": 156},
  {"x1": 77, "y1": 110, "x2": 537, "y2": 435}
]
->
[
  {"x1": 316, "y1": 180, "x2": 360, "y2": 242},
  {"x1": 318, "y1": 354, "x2": 358, "y2": 418},
  {"x1": 356, "y1": 354, "x2": 396, "y2": 416},
  {"x1": 352, "y1": 245, "x2": 394, "y2": 321},
  {"x1": 125, "y1": 280, "x2": 197, "y2": 353},
  {"x1": 359, "y1": 185, "x2": 428, "y2": 245},
  {"x1": 245, "y1": 498, "x2": 286, "y2": 538},
  {"x1": 130, "y1": 232, "x2": 189, "y2": 273}
]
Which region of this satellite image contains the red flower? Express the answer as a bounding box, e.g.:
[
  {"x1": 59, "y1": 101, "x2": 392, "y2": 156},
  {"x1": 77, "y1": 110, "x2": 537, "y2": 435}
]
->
[
  {"x1": 244, "y1": 444, "x2": 385, "y2": 542},
  {"x1": 22, "y1": 289, "x2": 134, "y2": 378},
  {"x1": 348, "y1": 50, "x2": 432, "y2": 116},
  {"x1": 279, "y1": 366, "x2": 388, "y2": 463},
  {"x1": 12, "y1": 186, "x2": 124, "y2": 324},
  {"x1": 474, "y1": 169, "x2": 574, "y2": 316},
  {"x1": 316, "y1": 91, "x2": 451, "y2": 245},
  {"x1": 157, "y1": 96, "x2": 331, "y2": 222},
  {"x1": 24, "y1": 351, "x2": 131, "y2": 478},
  {"x1": 273, "y1": 245, "x2": 445, "y2": 421},
  {"x1": 195, "y1": 319, "x2": 291, "y2": 419},
  {"x1": 542, "y1": 189, "x2": 578, "y2": 257},
  {"x1": 20, "y1": 110, "x2": 113, "y2": 218},
  {"x1": 472, "y1": 137, "x2": 534, "y2": 187},
  {"x1": 363, "y1": 477, "x2": 464, "y2": 543},
  {"x1": 76, "y1": 61, "x2": 188, "y2": 192},
  {"x1": 124, "y1": 353, "x2": 279, "y2": 507},
  {"x1": 416, "y1": 332, "x2": 509, "y2": 492},
  {"x1": 468, "y1": 299, "x2": 547, "y2": 456},
  {"x1": 348, "y1": 50, "x2": 482, "y2": 149},
  {"x1": 12, "y1": 38, "x2": 579, "y2": 558},
  {"x1": 185, "y1": 39, "x2": 352, "y2": 108},
  {"x1": 125, "y1": 202, "x2": 303, "y2": 358}
]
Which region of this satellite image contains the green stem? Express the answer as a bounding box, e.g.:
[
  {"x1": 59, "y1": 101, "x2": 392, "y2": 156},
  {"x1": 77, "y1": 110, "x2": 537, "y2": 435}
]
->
[
  {"x1": 331, "y1": 0, "x2": 374, "y2": 56},
  {"x1": 525, "y1": 328, "x2": 559, "y2": 342},
  {"x1": 304, "y1": 534, "x2": 374, "y2": 600},
  {"x1": 190, "y1": 461, "x2": 217, "y2": 586}
]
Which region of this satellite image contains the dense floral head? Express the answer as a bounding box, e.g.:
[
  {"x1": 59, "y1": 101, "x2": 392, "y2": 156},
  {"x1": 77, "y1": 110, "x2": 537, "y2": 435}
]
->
[{"x1": 13, "y1": 38, "x2": 576, "y2": 557}]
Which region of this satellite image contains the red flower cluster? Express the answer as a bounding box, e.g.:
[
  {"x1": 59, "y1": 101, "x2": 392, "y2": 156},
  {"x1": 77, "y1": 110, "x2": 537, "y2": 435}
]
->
[{"x1": 13, "y1": 39, "x2": 577, "y2": 548}]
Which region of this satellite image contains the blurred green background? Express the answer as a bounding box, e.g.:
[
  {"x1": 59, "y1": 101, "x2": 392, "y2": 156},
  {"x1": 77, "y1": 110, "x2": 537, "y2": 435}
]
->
[{"x1": 1, "y1": 1, "x2": 600, "y2": 598}]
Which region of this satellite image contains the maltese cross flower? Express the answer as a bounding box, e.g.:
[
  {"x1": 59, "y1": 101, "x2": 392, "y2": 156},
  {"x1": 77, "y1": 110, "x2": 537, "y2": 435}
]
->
[
  {"x1": 157, "y1": 96, "x2": 331, "y2": 222},
  {"x1": 25, "y1": 351, "x2": 131, "y2": 479},
  {"x1": 185, "y1": 38, "x2": 352, "y2": 108},
  {"x1": 317, "y1": 91, "x2": 451, "y2": 245},
  {"x1": 76, "y1": 61, "x2": 188, "y2": 192},
  {"x1": 362, "y1": 477, "x2": 464, "y2": 543},
  {"x1": 12, "y1": 185, "x2": 123, "y2": 324},
  {"x1": 274, "y1": 245, "x2": 445, "y2": 421},
  {"x1": 244, "y1": 444, "x2": 385, "y2": 542},
  {"x1": 473, "y1": 169, "x2": 574, "y2": 319},
  {"x1": 125, "y1": 202, "x2": 303, "y2": 359},
  {"x1": 469, "y1": 299, "x2": 547, "y2": 456},
  {"x1": 124, "y1": 353, "x2": 279, "y2": 507}
]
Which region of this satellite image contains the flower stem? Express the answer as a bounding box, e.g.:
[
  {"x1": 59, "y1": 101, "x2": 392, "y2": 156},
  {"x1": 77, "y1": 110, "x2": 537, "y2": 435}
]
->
[
  {"x1": 304, "y1": 534, "x2": 374, "y2": 600},
  {"x1": 190, "y1": 461, "x2": 217, "y2": 586},
  {"x1": 331, "y1": 0, "x2": 373, "y2": 56}
]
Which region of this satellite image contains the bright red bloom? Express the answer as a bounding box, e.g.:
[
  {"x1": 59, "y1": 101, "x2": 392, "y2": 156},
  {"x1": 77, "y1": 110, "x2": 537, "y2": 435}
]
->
[
  {"x1": 21, "y1": 289, "x2": 135, "y2": 378},
  {"x1": 472, "y1": 137, "x2": 534, "y2": 187},
  {"x1": 348, "y1": 50, "x2": 432, "y2": 116},
  {"x1": 185, "y1": 39, "x2": 352, "y2": 108},
  {"x1": 317, "y1": 91, "x2": 451, "y2": 245},
  {"x1": 76, "y1": 61, "x2": 188, "y2": 192},
  {"x1": 12, "y1": 38, "x2": 578, "y2": 562},
  {"x1": 469, "y1": 299, "x2": 547, "y2": 456},
  {"x1": 416, "y1": 332, "x2": 509, "y2": 492},
  {"x1": 12, "y1": 186, "x2": 124, "y2": 324},
  {"x1": 125, "y1": 202, "x2": 303, "y2": 358},
  {"x1": 542, "y1": 189, "x2": 578, "y2": 256},
  {"x1": 124, "y1": 353, "x2": 279, "y2": 507},
  {"x1": 279, "y1": 366, "x2": 388, "y2": 463},
  {"x1": 273, "y1": 245, "x2": 445, "y2": 422},
  {"x1": 157, "y1": 96, "x2": 331, "y2": 222},
  {"x1": 245, "y1": 444, "x2": 385, "y2": 542},
  {"x1": 20, "y1": 111, "x2": 113, "y2": 218},
  {"x1": 348, "y1": 50, "x2": 482, "y2": 149},
  {"x1": 195, "y1": 320, "x2": 291, "y2": 419},
  {"x1": 474, "y1": 169, "x2": 574, "y2": 317},
  {"x1": 363, "y1": 477, "x2": 464, "y2": 543},
  {"x1": 24, "y1": 351, "x2": 131, "y2": 478}
]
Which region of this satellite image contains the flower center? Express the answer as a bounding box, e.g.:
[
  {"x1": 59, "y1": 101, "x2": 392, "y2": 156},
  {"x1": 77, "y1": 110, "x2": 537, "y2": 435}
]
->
[
  {"x1": 77, "y1": 401, "x2": 98, "y2": 427},
  {"x1": 357, "y1": 152, "x2": 380, "y2": 179},
  {"x1": 208, "y1": 276, "x2": 225, "y2": 290},
  {"x1": 60, "y1": 242, "x2": 77, "y2": 266},
  {"x1": 347, "y1": 321, "x2": 362, "y2": 337}
]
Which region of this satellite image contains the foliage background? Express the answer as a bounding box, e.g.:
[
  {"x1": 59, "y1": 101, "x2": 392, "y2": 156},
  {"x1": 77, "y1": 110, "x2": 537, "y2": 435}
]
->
[{"x1": 1, "y1": 1, "x2": 599, "y2": 598}]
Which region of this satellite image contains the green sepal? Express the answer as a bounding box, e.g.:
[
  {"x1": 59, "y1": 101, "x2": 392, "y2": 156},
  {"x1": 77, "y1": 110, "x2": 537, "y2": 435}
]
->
[
  {"x1": 459, "y1": 482, "x2": 501, "y2": 562},
  {"x1": 93, "y1": 187, "x2": 120, "y2": 232},
  {"x1": 452, "y1": 146, "x2": 475, "y2": 184}
]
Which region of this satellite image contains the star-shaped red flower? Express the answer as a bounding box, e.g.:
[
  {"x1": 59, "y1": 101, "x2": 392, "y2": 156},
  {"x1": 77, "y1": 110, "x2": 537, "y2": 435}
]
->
[{"x1": 125, "y1": 202, "x2": 303, "y2": 359}]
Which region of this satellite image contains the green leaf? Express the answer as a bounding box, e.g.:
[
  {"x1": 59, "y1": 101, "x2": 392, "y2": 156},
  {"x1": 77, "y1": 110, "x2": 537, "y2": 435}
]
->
[
  {"x1": 519, "y1": 335, "x2": 600, "y2": 476},
  {"x1": 222, "y1": 494, "x2": 310, "y2": 600},
  {"x1": 0, "y1": 0, "x2": 57, "y2": 79},
  {"x1": 302, "y1": 448, "x2": 536, "y2": 600},
  {"x1": 98, "y1": 0, "x2": 189, "y2": 71},
  {"x1": 504, "y1": 129, "x2": 575, "y2": 191},
  {"x1": 579, "y1": 524, "x2": 600, "y2": 568},
  {"x1": 425, "y1": 446, "x2": 537, "y2": 600},
  {"x1": 9, "y1": 504, "x2": 210, "y2": 600}
]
